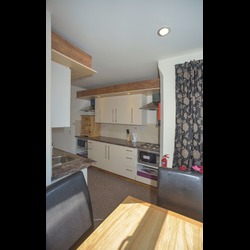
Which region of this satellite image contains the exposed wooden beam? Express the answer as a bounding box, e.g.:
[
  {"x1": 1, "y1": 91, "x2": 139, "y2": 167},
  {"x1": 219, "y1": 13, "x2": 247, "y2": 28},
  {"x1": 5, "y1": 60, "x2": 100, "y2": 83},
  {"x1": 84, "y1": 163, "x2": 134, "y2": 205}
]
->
[
  {"x1": 52, "y1": 32, "x2": 92, "y2": 68},
  {"x1": 52, "y1": 49, "x2": 97, "y2": 80},
  {"x1": 76, "y1": 79, "x2": 160, "y2": 99},
  {"x1": 51, "y1": 32, "x2": 97, "y2": 80}
]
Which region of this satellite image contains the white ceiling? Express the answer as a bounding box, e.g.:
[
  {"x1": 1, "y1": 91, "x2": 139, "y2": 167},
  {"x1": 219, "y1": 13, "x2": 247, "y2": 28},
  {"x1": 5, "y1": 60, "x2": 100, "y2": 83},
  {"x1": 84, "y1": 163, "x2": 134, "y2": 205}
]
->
[{"x1": 46, "y1": 0, "x2": 203, "y2": 90}]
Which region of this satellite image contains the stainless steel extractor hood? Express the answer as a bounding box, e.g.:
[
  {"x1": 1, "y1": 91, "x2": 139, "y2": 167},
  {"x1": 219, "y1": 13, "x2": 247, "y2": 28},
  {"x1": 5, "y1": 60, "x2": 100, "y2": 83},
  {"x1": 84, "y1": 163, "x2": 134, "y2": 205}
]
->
[
  {"x1": 80, "y1": 98, "x2": 95, "y2": 112},
  {"x1": 140, "y1": 93, "x2": 160, "y2": 110}
]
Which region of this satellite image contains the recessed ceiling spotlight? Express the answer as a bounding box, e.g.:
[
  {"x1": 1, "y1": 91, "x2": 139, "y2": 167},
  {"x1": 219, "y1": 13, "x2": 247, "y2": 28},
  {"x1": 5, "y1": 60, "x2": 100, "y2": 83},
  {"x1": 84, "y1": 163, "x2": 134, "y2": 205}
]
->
[{"x1": 157, "y1": 27, "x2": 171, "y2": 37}]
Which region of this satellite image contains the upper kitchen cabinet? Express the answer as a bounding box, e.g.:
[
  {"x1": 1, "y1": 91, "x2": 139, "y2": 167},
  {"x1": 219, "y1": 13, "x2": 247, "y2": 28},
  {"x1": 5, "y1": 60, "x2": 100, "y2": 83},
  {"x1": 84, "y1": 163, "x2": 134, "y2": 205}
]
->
[
  {"x1": 51, "y1": 32, "x2": 97, "y2": 80},
  {"x1": 51, "y1": 61, "x2": 71, "y2": 127},
  {"x1": 95, "y1": 94, "x2": 147, "y2": 125}
]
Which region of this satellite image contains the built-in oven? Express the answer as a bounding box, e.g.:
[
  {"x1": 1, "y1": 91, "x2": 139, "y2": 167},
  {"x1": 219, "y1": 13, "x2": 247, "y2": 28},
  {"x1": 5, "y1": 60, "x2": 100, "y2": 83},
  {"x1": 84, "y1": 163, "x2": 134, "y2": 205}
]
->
[
  {"x1": 76, "y1": 137, "x2": 88, "y2": 157},
  {"x1": 136, "y1": 143, "x2": 160, "y2": 187}
]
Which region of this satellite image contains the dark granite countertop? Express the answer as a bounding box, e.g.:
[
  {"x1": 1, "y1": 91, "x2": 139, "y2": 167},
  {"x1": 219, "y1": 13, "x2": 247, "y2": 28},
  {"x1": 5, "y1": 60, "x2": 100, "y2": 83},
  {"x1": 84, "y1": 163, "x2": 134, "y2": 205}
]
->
[
  {"x1": 52, "y1": 148, "x2": 96, "y2": 181},
  {"x1": 75, "y1": 135, "x2": 148, "y2": 149}
]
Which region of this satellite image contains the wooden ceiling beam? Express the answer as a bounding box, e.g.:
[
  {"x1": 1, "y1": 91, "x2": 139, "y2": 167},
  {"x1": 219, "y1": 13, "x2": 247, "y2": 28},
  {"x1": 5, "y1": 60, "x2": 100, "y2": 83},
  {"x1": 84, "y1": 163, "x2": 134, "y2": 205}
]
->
[
  {"x1": 51, "y1": 31, "x2": 92, "y2": 68},
  {"x1": 76, "y1": 79, "x2": 160, "y2": 99}
]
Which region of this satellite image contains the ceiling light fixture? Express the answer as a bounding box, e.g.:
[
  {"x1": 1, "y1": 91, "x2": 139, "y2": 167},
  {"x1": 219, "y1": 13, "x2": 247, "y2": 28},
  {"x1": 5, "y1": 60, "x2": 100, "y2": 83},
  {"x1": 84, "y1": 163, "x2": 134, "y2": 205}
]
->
[{"x1": 157, "y1": 27, "x2": 171, "y2": 37}]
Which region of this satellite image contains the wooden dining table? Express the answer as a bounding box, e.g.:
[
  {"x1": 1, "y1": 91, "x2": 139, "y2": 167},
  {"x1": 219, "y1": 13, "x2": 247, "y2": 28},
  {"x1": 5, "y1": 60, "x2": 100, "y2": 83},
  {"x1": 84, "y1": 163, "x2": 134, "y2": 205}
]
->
[{"x1": 77, "y1": 195, "x2": 203, "y2": 250}]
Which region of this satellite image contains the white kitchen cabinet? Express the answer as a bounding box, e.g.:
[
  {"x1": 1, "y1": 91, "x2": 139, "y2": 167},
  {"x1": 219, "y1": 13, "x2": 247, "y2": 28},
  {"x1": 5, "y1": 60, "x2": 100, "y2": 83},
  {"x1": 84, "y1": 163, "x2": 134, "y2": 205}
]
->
[
  {"x1": 94, "y1": 98, "x2": 101, "y2": 122},
  {"x1": 87, "y1": 140, "x2": 95, "y2": 159},
  {"x1": 88, "y1": 140, "x2": 111, "y2": 171},
  {"x1": 110, "y1": 145, "x2": 137, "y2": 179},
  {"x1": 125, "y1": 94, "x2": 147, "y2": 125},
  {"x1": 95, "y1": 94, "x2": 147, "y2": 125},
  {"x1": 95, "y1": 97, "x2": 114, "y2": 123},
  {"x1": 51, "y1": 61, "x2": 71, "y2": 128},
  {"x1": 88, "y1": 140, "x2": 136, "y2": 180}
]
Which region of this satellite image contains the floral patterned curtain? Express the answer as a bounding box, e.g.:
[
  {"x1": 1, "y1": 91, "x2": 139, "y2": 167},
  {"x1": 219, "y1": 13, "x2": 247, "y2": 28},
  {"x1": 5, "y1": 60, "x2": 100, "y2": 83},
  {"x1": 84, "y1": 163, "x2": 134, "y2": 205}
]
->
[{"x1": 173, "y1": 59, "x2": 203, "y2": 170}]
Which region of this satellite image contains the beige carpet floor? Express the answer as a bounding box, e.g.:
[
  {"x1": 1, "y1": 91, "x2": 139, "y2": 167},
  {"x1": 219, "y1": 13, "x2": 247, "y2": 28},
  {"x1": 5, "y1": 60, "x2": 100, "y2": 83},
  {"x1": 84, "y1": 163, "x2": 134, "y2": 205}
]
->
[{"x1": 87, "y1": 166, "x2": 157, "y2": 229}]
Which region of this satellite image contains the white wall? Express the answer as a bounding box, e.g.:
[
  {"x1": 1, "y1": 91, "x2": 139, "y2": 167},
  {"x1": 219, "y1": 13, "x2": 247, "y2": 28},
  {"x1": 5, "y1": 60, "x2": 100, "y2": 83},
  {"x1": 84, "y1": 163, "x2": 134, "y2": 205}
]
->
[
  {"x1": 158, "y1": 50, "x2": 203, "y2": 168},
  {"x1": 46, "y1": 10, "x2": 52, "y2": 186}
]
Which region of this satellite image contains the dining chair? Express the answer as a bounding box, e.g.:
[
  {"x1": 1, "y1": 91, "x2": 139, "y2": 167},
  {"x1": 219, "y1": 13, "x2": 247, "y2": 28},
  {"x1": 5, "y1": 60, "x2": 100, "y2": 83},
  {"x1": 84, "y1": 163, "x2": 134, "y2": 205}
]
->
[
  {"x1": 157, "y1": 167, "x2": 203, "y2": 222},
  {"x1": 46, "y1": 171, "x2": 94, "y2": 250}
]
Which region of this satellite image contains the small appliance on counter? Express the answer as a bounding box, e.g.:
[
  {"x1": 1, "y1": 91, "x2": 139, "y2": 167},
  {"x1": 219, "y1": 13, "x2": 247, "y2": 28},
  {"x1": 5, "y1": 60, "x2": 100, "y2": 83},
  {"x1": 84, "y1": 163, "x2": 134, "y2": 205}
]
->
[{"x1": 131, "y1": 132, "x2": 137, "y2": 143}]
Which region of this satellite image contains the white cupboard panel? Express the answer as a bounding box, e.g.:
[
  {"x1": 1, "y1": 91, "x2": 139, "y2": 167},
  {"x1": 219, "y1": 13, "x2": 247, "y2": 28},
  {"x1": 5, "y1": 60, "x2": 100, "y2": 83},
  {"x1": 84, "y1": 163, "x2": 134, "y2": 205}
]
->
[{"x1": 51, "y1": 61, "x2": 71, "y2": 127}]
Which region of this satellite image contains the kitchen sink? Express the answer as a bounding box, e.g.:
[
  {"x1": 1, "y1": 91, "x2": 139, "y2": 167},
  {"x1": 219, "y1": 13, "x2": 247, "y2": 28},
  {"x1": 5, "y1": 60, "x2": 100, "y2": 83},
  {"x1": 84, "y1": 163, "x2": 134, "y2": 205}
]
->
[{"x1": 52, "y1": 155, "x2": 76, "y2": 167}]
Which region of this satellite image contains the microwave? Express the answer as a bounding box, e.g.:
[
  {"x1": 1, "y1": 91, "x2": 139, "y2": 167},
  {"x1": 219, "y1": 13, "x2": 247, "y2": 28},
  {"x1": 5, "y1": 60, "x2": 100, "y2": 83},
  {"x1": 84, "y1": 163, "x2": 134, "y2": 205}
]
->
[{"x1": 138, "y1": 150, "x2": 160, "y2": 167}]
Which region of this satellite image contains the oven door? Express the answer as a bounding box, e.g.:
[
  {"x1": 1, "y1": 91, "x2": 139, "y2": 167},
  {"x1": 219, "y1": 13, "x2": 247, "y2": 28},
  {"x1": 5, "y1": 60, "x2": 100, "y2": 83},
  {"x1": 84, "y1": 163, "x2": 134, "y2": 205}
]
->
[
  {"x1": 138, "y1": 151, "x2": 157, "y2": 165},
  {"x1": 76, "y1": 138, "x2": 88, "y2": 157},
  {"x1": 77, "y1": 138, "x2": 87, "y2": 148}
]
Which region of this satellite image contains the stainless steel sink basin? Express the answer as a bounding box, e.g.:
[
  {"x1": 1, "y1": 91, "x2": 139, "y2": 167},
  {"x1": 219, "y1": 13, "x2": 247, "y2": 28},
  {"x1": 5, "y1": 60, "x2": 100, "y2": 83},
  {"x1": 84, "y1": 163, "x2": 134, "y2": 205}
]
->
[{"x1": 52, "y1": 155, "x2": 75, "y2": 167}]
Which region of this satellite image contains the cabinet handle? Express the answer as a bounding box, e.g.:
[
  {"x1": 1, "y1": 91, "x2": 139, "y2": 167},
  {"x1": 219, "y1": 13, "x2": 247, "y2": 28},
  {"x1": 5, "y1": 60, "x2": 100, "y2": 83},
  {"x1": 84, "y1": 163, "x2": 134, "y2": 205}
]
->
[
  {"x1": 108, "y1": 145, "x2": 110, "y2": 160},
  {"x1": 126, "y1": 157, "x2": 132, "y2": 160},
  {"x1": 131, "y1": 108, "x2": 133, "y2": 123},
  {"x1": 112, "y1": 109, "x2": 114, "y2": 122},
  {"x1": 105, "y1": 145, "x2": 107, "y2": 159},
  {"x1": 99, "y1": 109, "x2": 101, "y2": 121},
  {"x1": 115, "y1": 109, "x2": 117, "y2": 122},
  {"x1": 126, "y1": 169, "x2": 132, "y2": 172},
  {"x1": 126, "y1": 149, "x2": 132, "y2": 152}
]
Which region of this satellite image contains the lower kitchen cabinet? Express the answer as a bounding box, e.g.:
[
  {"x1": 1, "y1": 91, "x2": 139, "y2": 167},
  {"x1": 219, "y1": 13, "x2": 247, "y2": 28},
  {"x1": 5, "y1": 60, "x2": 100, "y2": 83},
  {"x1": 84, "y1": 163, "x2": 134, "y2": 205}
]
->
[
  {"x1": 110, "y1": 145, "x2": 137, "y2": 180},
  {"x1": 88, "y1": 140, "x2": 111, "y2": 171},
  {"x1": 87, "y1": 140, "x2": 137, "y2": 180},
  {"x1": 136, "y1": 164, "x2": 158, "y2": 187}
]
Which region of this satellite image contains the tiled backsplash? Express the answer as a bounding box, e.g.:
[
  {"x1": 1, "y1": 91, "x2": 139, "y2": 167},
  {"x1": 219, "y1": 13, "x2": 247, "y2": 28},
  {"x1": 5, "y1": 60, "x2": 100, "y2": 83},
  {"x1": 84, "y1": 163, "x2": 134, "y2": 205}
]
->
[
  {"x1": 100, "y1": 123, "x2": 159, "y2": 144},
  {"x1": 75, "y1": 120, "x2": 160, "y2": 144}
]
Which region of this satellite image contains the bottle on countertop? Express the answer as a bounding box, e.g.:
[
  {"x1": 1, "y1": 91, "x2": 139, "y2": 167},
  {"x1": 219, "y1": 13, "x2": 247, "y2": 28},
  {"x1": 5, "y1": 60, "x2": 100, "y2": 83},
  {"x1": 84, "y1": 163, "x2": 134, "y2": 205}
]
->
[{"x1": 126, "y1": 129, "x2": 131, "y2": 142}]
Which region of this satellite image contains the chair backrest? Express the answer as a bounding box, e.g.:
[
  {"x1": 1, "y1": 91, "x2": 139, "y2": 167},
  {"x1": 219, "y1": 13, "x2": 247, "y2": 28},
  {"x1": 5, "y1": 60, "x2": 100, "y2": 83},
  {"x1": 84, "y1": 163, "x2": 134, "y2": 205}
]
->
[
  {"x1": 46, "y1": 171, "x2": 94, "y2": 250},
  {"x1": 157, "y1": 167, "x2": 203, "y2": 222}
]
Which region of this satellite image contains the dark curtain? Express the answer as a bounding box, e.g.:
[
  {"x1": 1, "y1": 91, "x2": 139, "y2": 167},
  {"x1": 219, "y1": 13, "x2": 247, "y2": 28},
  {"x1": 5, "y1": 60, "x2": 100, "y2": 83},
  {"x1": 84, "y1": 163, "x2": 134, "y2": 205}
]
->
[{"x1": 173, "y1": 59, "x2": 203, "y2": 170}]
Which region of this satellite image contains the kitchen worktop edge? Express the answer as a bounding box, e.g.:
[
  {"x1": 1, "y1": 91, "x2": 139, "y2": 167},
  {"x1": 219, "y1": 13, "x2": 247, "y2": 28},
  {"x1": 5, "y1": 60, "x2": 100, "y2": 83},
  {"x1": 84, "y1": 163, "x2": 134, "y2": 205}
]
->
[
  {"x1": 52, "y1": 148, "x2": 96, "y2": 181},
  {"x1": 83, "y1": 136, "x2": 147, "y2": 149}
]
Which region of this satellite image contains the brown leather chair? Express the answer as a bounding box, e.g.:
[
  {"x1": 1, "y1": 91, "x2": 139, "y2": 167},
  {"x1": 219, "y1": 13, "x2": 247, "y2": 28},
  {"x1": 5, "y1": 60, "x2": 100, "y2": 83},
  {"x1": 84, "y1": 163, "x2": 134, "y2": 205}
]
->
[
  {"x1": 157, "y1": 167, "x2": 203, "y2": 222},
  {"x1": 46, "y1": 171, "x2": 94, "y2": 250}
]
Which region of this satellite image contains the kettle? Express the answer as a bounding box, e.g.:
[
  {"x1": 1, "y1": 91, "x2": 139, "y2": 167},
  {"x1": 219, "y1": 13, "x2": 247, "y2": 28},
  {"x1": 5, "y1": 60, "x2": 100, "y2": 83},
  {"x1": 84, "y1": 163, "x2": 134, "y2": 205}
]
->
[{"x1": 131, "y1": 133, "x2": 137, "y2": 143}]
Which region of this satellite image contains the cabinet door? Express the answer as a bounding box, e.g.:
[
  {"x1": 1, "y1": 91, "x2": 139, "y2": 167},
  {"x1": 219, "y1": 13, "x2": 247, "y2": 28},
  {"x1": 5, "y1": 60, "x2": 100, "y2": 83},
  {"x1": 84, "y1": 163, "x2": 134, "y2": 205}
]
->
[
  {"x1": 94, "y1": 98, "x2": 101, "y2": 122},
  {"x1": 129, "y1": 94, "x2": 147, "y2": 125},
  {"x1": 87, "y1": 140, "x2": 95, "y2": 159},
  {"x1": 92, "y1": 141, "x2": 105, "y2": 164},
  {"x1": 95, "y1": 97, "x2": 114, "y2": 123},
  {"x1": 114, "y1": 96, "x2": 131, "y2": 125},
  {"x1": 95, "y1": 94, "x2": 147, "y2": 125},
  {"x1": 109, "y1": 144, "x2": 136, "y2": 180},
  {"x1": 102, "y1": 97, "x2": 115, "y2": 123},
  {"x1": 88, "y1": 141, "x2": 111, "y2": 171},
  {"x1": 51, "y1": 61, "x2": 71, "y2": 127}
]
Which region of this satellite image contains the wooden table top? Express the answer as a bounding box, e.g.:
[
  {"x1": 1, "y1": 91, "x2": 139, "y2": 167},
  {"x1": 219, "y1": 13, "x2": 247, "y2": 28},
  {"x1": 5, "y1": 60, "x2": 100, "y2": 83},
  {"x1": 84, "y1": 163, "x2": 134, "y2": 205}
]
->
[{"x1": 77, "y1": 195, "x2": 203, "y2": 250}]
